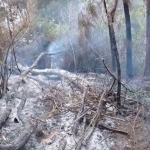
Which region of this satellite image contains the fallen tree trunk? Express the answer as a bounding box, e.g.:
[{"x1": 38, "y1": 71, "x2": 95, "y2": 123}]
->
[
  {"x1": 12, "y1": 121, "x2": 38, "y2": 150},
  {"x1": 32, "y1": 69, "x2": 91, "y2": 91},
  {"x1": 6, "y1": 52, "x2": 63, "y2": 98},
  {"x1": 0, "y1": 121, "x2": 38, "y2": 150},
  {"x1": 0, "y1": 108, "x2": 12, "y2": 129},
  {"x1": 0, "y1": 144, "x2": 13, "y2": 150},
  {"x1": 21, "y1": 52, "x2": 62, "y2": 78},
  {"x1": 98, "y1": 123, "x2": 128, "y2": 135}
]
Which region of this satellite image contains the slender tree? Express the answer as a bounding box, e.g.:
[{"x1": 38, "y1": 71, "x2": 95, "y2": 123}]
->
[
  {"x1": 144, "y1": 0, "x2": 150, "y2": 76},
  {"x1": 103, "y1": 0, "x2": 117, "y2": 72},
  {"x1": 103, "y1": 0, "x2": 121, "y2": 106},
  {"x1": 123, "y1": 0, "x2": 133, "y2": 78}
]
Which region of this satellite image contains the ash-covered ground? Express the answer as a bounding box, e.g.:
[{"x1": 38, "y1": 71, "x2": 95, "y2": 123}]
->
[{"x1": 0, "y1": 69, "x2": 150, "y2": 150}]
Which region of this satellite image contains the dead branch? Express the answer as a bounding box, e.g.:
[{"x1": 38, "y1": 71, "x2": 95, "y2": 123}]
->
[
  {"x1": 5, "y1": 52, "x2": 62, "y2": 102},
  {"x1": 0, "y1": 108, "x2": 12, "y2": 129},
  {"x1": 98, "y1": 123, "x2": 128, "y2": 135},
  {"x1": 103, "y1": 0, "x2": 118, "y2": 23},
  {"x1": 17, "y1": 93, "x2": 27, "y2": 124},
  {"x1": 73, "y1": 87, "x2": 88, "y2": 135},
  {"x1": 21, "y1": 51, "x2": 62, "y2": 78},
  {"x1": 75, "y1": 139, "x2": 83, "y2": 150},
  {"x1": 102, "y1": 58, "x2": 133, "y2": 93},
  {"x1": 103, "y1": 115, "x2": 126, "y2": 122},
  {"x1": 110, "y1": 0, "x2": 118, "y2": 22},
  {"x1": 67, "y1": 106, "x2": 96, "y2": 128},
  {"x1": 82, "y1": 89, "x2": 106, "y2": 145}
]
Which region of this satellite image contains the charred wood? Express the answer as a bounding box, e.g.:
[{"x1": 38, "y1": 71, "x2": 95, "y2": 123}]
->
[{"x1": 0, "y1": 108, "x2": 11, "y2": 129}]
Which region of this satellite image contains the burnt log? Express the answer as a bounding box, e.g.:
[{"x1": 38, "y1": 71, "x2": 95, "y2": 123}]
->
[
  {"x1": 0, "y1": 121, "x2": 38, "y2": 150},
  {"x1": 0, "y1": 108, "x2": 11, "y2": 129}
]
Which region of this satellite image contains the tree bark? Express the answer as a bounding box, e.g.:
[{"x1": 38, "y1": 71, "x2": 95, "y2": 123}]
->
[
  {"x1": 108, "y1": 26, "x2": 117, "y2": 72},
  {"x1": 110, "y1": 24, "x2": 121, "y2": 106},
  {"x1": 144, "y1": 0, "x2": 150, "y2": 76},
  {"x1": 123, "y1": 0, "x2": 133, "y2": 78}
]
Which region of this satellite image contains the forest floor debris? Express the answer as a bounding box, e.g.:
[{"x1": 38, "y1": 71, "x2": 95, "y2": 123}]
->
[{"x1": 0, "y1": 70, "x2": 150, "y2": 150}]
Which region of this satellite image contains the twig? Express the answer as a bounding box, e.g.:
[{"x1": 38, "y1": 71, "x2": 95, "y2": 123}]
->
[{"x1": 102, "y1": 58, "x2": 133, "y2": 93}]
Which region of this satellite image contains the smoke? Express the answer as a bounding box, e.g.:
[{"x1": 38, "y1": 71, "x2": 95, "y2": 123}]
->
[
  {"x1": 46, "y1": 0, "x2": 81, "y2": 69},
  {"x1": 9, "y1": 0, "x2": 145, "y2": 76},
  {"x1": 48, "y1": 36, "x2": 68, "y2": 69},
  {"x1": 14, "y1": 0, "x2": 110, "y2": 72}
]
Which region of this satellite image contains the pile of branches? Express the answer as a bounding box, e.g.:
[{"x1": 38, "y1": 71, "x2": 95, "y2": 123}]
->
[{"x1": 39, "y1": 63, "x2": 143, "y2": 150}]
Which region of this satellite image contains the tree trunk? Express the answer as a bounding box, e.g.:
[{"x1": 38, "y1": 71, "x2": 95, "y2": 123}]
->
[
  {"x1": 103, "y1": 2, "x2": 117, "y2": 72},
  {"x1": 144, "y1": 0, "x2": 150, "y2": 76},
  {"x1": 110, "y1": 24, "x2": 121, "y2": 106},
  {"x1": 123, "y1": 0, "x2": 133, "y2": 78},
  {"x1": 108, "y1": 26, "x2": 117, "y2": 72},
  {"x1": 103, "y1": 0, "x2": 121, "y2": 106}
]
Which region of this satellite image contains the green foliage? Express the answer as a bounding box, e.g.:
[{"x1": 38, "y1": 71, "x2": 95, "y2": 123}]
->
[{"x1": 42, "y1": 21, "x2": 66, "y2": 40}]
